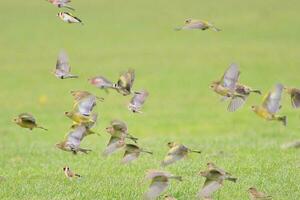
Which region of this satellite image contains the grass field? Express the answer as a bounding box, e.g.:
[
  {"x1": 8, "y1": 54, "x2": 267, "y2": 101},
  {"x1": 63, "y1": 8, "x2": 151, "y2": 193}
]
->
[{"x1": 1, "y1": 0, "x2": 300, "y2": 199}]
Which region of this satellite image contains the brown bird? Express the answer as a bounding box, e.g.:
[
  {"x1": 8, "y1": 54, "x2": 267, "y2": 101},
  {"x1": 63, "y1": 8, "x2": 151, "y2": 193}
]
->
[
  {"x1": 207, "y1": 162, "x2": 237, "y2": 182},
  {"x1": 121, "y1": 144, "x2": 152, "y2": 164},
  {"x1": 102, "y1": 136, "x2": 125, "y2": 157},
  {"x1": 128, "y1": 90, "x2": 149, "y2": 113},
  {"x1": 161, "y1": 142, "x2": 201, "y2": 167},
  {"x1": 56, "y1": 125, "x2": 91, "y2": 154},
  {"x1": 197, "y1": 169, "x2": 223, "y2": 199},
  {"x1": 71, "y1": 90, "x2": 104, "y2": 103},
  {"x1": 284, "y1": 87, "x2": 300, "y2": 108},
  {"x1": 106, "y1": 120, "x2": 138, "y2": 143},
  {"x1": 88, "y1": 76, "x2": 117, "y2": 93},
  {"x1": 248, "y1": 187, "x2": 272, "y2": 200},
  {"x1": 63, "y1": 166, "x2": 81, "y2": 179},
  {"x1": 47, "y1": 0, "x2": 75, "y2": 10},
  {"x1": 144, "y1": 170, "x2": 182, "y2": 200},
  {"x1": 54, "y1": 50, "x2": 78, "y2": 79},
  {"x1": 175, "y1": 19, "x2": 221, "y2": 32},
  {"x1": 13, "y1": 113, "x2": 47, "y2": 131},
  {"x1": 115, "y1": 69, "x2": 136, "y2": 96}
]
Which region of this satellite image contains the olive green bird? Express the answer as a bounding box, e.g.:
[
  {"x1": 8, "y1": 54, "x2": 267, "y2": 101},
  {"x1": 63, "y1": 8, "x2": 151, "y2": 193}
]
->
[
  {"x1": 161, "y1": 142, "x2": 201, "y2": 167},
  {"x1": 210, "y1": 63, "x2": 245, "y2": 112},
  {"x1": 175, "y1": 19, "x2": 221, "y2": 32},
  {"x1": 248, "y1": 187, "x2": 272, "y2": 200},
  {"x1": 144, "y1": 170, "x2": 182, "y2": 200},
  {"x1": 284, "y1": 87, "x2": 300, "y2": 108},
  {"x1": 121, "y1": 144, "x2": 152, "y2": 164},
  {"x1": 65, "y1": 111, "x2": 95, "y2": 125},
  {"x1": 251, "y1": 83, "x2": 286, "y2": 126},
  {"x1": 197, "y1": 163, "x2": 236, "y2": 199},
  {"x1": 115, "y1": 69, "x2": 136, "y2": 96},
  {"x1": 106, "y1": 119, "x2": 138, "y2": 143},
  {"x1": 71, "y1": 113, "x2": 100, "y2": 136},
  {"x1": 13, "y1": 113, "x2": 47, "y2": 131}
]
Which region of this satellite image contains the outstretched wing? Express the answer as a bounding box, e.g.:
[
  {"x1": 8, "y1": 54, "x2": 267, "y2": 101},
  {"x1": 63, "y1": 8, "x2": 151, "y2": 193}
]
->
[
  {"x1": 74, "y1": 95, "x2": 97, "y2": 116},
  {"x1": 129, "y1": 90, "x2": 149, "y2": 110},
  {"x1": 197, "y1": 179, "x2": 222, "y2": 199},
  {"x1": 56, "y1": 50, "x2": 70, "y2": 73},
  {"x1": 144, "y1": 180, "x2": 168, "y2": 200},
  {"x1": 221, "y1": 63, "x2": 240, "y2": 91},
  {"x1": 262, "y1": 84, "x2": 283, "y2": 114},
  {"x1": 291, "y1": 89, "x2": 300, "y2": 108},
  {"x1": 66, "y1": 125, "x2": 86, "y2": 148}
]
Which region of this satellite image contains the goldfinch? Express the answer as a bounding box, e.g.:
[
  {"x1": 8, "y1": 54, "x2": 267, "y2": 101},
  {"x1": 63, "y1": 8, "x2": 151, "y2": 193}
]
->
[
  {"x1": 251, "y1": 83, "x2": 286, "y2": 126},
  {"x1": 144, "y1": 170, "x2": 182, "y2": 200},
  {"x1": 47, "y1": 0, "x2": 75, "y2": 10},
  {"x1": 56, "y1": 125, "x2": 91, "y2": 154},
  {"x1": 54, "y1": 50, "x2": 78, "y2": 79},
  {"x1": 57, "y1": 12, "x2": 83, "y2": 25},
  {"x1": 121, "y1": 144, "x2": 152, "y2": 164},
  {"x1": 175, "y1": 19, "x2": 221, "y2": 31},
  {"x1": 63, "y1": 166, "x2": 81, "y2": 179},
  {"x1": 248, "y1": 187, "x2": 272, "y2": 200},
  {"x1": 128, "y1": 90, "x2": 149, "y2": 113},
  {"x1": 13, "y1": 113, "x2": 47, "y2": 131},
  {"x1": 106, "y1": 120, "x2": 138, "y2": 143},
  {"x1": 284, "y1": 87, "x2": 300, "y2": 108},
  {"x1": 161, "y1": 142, "x2": 201, "y2": 167}
]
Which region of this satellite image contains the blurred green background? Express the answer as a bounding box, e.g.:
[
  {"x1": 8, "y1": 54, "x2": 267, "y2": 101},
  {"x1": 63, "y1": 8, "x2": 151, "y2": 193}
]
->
[{"x1": 0, "y1": 0, "x2": 300, "y2": 199}]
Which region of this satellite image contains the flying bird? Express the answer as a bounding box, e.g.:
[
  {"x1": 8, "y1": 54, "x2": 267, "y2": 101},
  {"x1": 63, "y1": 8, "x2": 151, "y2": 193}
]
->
[
  {"x1": 251, "y1": 83, "x2": 286, "y2": 126},
  {"x1": 71, "y1": 113, "x2": 99, "y2": 136},
  {"x1": 284, "y1": 87, "x2": 300, "y2": 108},
  {"x1": 72, "y1": 93, "x2": 100, "y2": 116},
  {"x1": 65, "y1": 111, "x2": 95, "y2": 124},
  {"x1": 144, "y1": 170, "x2": 182, "y2": 200},
  {"x1": 13, "y1": 113, "x2": 47, "y2": 131},
  {"x1": 210, "y1": 63, "x2": 245, "y2": 112},
  {"x1": 121, "y1": 144, "x2": 152, "y2": 164},
  {"x1": 175, "y1": 19, "x2": 221, "y2": 31},
  {"x1": 56, "y1": 125, "x2": 91, "y2": 154},
  {"x1": 47, "y1": 0, "x2": 75, "y2": 10},
  {"x1": 63, "y1": 166, "x2": 81, "y2": 179},
  {"x1": 71, "y1": 90, "x2": 104, "y2": 102},
  {"x1": 57, "y1": 12, "x2": 83, "y2": 25},
  {"x1": 54, "y1": 50, "x2": 78, "y2": 79},
  {"x1": 106, "y1": 120, "x2": 138, "y2": 143},
  {"x1": 102, "y1": 136, "x2": 125, "y2": 157},
  {"x1": 128, "y1": 90, "x2": 149, "y2": 113},
  {"x1": 115, "y1": 69, "x2": 136, "y2": 96},
  {"x1": 248, "y1": 187, "x2": 272, "y2": 200},
  {"x1": 88, "y1": 76, "x2": 117, "y2": 93},
  {"x1": 206, "y1": 162, "x2": 237, "y2": 182},
  {"x1": 161, "y1": 142, "x2": 201, "y2": 167}
]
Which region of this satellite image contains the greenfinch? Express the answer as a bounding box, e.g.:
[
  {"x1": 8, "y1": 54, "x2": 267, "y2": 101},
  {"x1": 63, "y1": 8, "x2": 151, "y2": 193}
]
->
[
  {"x1": 88, "y1": 76, "x2": 117, "y2": 93},
  {"x1": 71, "y1": 113, "x2": 99, "y2": 136},
  {"x1": 106, "y1": 119, "x2": 138, "y2": 143},
  {"x1": 197, "y1": 169, "x2": 223, "y2": 199},
  {"x1": 121, "y1": 144, "x2": 152, "y2": 164},
  {"x1": 71, "y1": 90, "x2": 104, "y2": 102},
  {"x1": 284, "y1": 87, "x2": 300, "y2": 108},
  {"x1": 47, "y1": 0, "x2": 75, "y2": 10},
  {"x1": 63, "y1": 166, "x2": 81, "y2": 179},
  {"x1": 128, "y1": 90, "x2": 149, "y2": 113},
  {"x1": 175, "y1": 19, "x2": 221, "y2": 32},
  {"x1": 56, "y1": 125, "x2": 91, "y2": 154},
  {"x1": 161, "y1": 142, "x2": 201, "y2": 167},
  {"x1": 206, "y1": 162, "x2": 237, "y2": 182},
  {"x1": 57, "y1": 12, "x2": 83, "y2": 25},
  {"x1": 13, "y1": 113, "x2": 47, "y2": 131},
  {"x1": 115, "y1": 69, "x2": 135, "y2": 96},
  {"x1": 144, "y1": 170, "x2": 182, "y2": 200},
  {"x1": 54, "y1": 50, "x2": 78, "y2": 79},
  {"x1": 102, "y1": 136, "x2": 125, "y2": 157},
  {"x1": 248, "y1": 187, "x2": 272, "y2": 200},
  {"x1": 64, "y1": 111, "x2": 95, "y2": 124},
  {"x1": 251, "y1": 84, "x2": 287, "y2": 126}
]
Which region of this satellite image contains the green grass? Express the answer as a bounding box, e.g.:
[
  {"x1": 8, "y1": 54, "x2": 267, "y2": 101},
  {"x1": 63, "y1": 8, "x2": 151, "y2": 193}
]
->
[{"x1": 1, "y1": 0, "x2": 300, "y2": 199}]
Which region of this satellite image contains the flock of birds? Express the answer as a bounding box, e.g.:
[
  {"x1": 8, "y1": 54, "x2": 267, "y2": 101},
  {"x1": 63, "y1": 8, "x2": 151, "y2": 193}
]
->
[{"x1": 9, "y1": 0, "x2": 300, "y2": 200}]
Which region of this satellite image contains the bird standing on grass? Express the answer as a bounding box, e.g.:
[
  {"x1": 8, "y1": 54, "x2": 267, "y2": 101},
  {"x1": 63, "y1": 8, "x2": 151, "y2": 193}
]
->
[
  {"x1": 13, "y1": 113, "x2": 47, "y2": 131},
  {"x1": 128, "y1": 90, "x2": 149, "y2": 113},
  {"x1": 284, "y1": 87, "x2": 300, "y2": 108},
  {"x1": 175, "y1": 19, "x2": 221, "y2": 32},
  {"x1": 161, "y1": 142, "x2": 201, "y2": 167},
  {"x1": 248, "y1": 187, "x2": 272, "y2": 200},
  {"x1": 106, "y1": 120, "x2": 138, "y2": 143},
  {"x1": 210, "y1": 63, "x2": 245, "y2": 112},
  {"x1": 121, "y1": 144, "x2": 152, "y2": 164},
  {"x1": 56, "y1": 125, "x2": 91, "y2": 154},
  {"x1": 63, "y1": 166, "x2": 81, "y2": 179},
  {"x1": 57, "y1": 12, "x2": 83, "y2": 25},
  {"x1": 47, "y1": 0, "x2": 75, "y2": 10},
  {"x1": 251, "y1": 83, "x2": 287, "y2": 126},
  {"x1": 54, "y1": 50, "x2": 78, "y2": 79},
  {"x1": 144, "y1": 170, "x2": 182, "y2": 200}
]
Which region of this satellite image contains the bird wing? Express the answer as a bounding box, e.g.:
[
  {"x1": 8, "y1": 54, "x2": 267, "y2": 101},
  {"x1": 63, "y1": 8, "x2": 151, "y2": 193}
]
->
[
  {"x1": 227, "y1": 96, "x2": 246, "y2": 112},
  {"x1": 161, "y1": 154, "x2": 184, "y2": 166},
  {"x1": 102, "y1": 136, "x2": 123, "y2": 156},
  {"x1": 74, "y1": 95, "x2": 96, "y2": 116},
  {"x1": 198, "y1": 179, "x2": 222, "y2": 198},
  {"x1": 221, "y1": 63, "x2": 240, "y2": 90},
  {"x1": 111, "y1": 120, "x2": 127, "y2": 131},
  {"x1": 117, "y1": 69, "x2": 135, "y2": 92},
  {"x1": 144, "y1": 180, "x2": 168, "y2": 200},
  {"x1": 168, "y1": 145, "x2": 188, "y2": 155},
  {"x1": 85, "y1": 113, "x2": 98, "y2": 129},
  {"x1": 291, "y1": 88, "x2": 300, "y2": 108},
  {"x1": 262, "y1": 84, "x2": 283, "y2": 114},
  {"x1": 122, "y1": 152, "x2": 139, "y2": 164},
  {"x1": 66, "y1": 125, "x2": 86, "y2": 147},
  {"x1": 89, "y1": 76, "x2": 114, "y2": 88},
  {"x1": 19, "y1": 113, "x2": 36, "y2": 123},
  {"x1": 56, "y1": 50, "x2": 70, "y2": 73},
  {"x1": 183, "y1": 21, "x2": 204, "y2": 29},
  {"x1": 130, "y1": 90, "x2": 149, "y2": 107}
]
